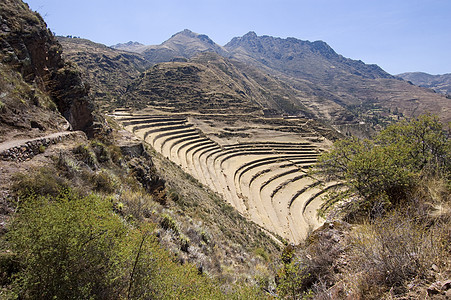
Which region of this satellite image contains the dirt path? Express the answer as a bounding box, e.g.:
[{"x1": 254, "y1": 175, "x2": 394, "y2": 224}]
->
[{"x1": 0, "y1": 131, "x2": 78, "y2": 154}]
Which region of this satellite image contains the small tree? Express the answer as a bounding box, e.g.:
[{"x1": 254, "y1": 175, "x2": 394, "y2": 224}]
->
[
  {"x1": 277, "y1": 259, "x2": 311, "y2": 299},
  {"x1": 315, "y1": 114, "x2": 450, "y2": 218}
]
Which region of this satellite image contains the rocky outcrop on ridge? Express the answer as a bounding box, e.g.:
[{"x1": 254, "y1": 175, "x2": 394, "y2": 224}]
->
[{"x1": 0, "y1": 0, "x2": 96, "y2": 137}]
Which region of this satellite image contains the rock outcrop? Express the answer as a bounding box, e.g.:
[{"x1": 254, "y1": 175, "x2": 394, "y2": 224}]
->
[{"x1": 0, "y1": 0, "x2": 96, "y2": 136}]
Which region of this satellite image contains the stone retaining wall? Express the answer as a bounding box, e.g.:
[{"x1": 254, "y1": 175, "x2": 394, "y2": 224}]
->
[{"x1": 0, "y1": 131, "x2": 86, "y2": 162}]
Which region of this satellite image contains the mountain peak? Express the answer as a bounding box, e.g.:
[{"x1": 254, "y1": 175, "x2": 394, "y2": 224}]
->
[
  {"x1": 112, "y1": 41, "x2": 143, "y2": 47},
  {"x1": 243, "y1": 31, "x2": 257, "y2": 38},
  {"x1": 397, "y1": 72, "x2": 451, "y2": 95},
  {"x1": 140, "y1": 29, "x2": 228, "y2": 63},
  {"x1": 111, "y1": 41, "x2": 146, "y2": 52},
  {"x1": 225, "y1": 32, "x2": 392, "y2": 83},
  {"x1": 167, "y1": 29, "x2": 217, "y2": 46},
  {"x1": 311, "y1": 40, "x2": 337, "y2": 58},
  {"x1": 171, "y1": 29, "x2": 196, "y2": 38}
]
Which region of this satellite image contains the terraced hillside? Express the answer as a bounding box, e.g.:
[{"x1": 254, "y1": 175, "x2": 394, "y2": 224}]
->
[{"x1": 112, "y1": 109, "x2": 338, "y2": 243}]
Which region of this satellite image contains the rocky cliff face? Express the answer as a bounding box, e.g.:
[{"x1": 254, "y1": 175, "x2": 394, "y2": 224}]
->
[{"x1": 0, "y1": 0, "x2": 96, "y2": 137}]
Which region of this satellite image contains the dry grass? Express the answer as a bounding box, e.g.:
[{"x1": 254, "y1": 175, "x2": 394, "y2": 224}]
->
[
  {"x1": 311, "y1": 177, "x2": 451, "y2": 299},
  {"x1": 118, "y1": 189, "x2": 156, "y2": 221},
  {"x1": 278, "y1": 174, "x2": 451, "y2": 300}
]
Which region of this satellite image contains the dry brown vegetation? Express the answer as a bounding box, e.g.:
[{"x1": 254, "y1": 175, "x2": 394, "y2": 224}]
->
[{"x1": 279, "y1": 116, "x2": 451, "y2": 299}]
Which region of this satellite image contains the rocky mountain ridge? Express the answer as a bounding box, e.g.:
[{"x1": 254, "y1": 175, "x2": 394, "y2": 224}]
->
[
  {"x1": 397, "y1": 72, "x2": 451, "y2": 95},
  {"x1": 106, "y1": 30, "x2": 450, "y2": 126},
  {"x1": 111, "y1": 40, "x2": 146, "y2": 52},
  {"x1": 225, "y1": 31, "x2": 392, "y2": 81}
]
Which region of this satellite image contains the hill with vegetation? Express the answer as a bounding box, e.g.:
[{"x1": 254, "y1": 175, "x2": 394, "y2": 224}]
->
[
  {"x1": 58, "y1": 36, "x2": 151, "y2": 109},
  {"x1": 283, "y1": 115, "x2": 451, "y2": 299}
]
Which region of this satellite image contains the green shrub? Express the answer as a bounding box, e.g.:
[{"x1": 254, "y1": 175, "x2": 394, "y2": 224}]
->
[
  {"x1": 7, "y1": 191, "x2": 127, "y2": 299},
  {"x1": 56, "y1": 152, "x2": 81, "y2": 178},
  {"x1": 315, "y1": 114, "x2": 450, "y2": 218},
  {"x1": 73, "y1": 143, "x2": 98, "y2": 168},
  {"x1": 200, "y1": 230, "x2": 211, "y2": 245},
  {"x1": 168, "y1": 188, "x2": 180, "y2": 202},
  {"x1": 0, "y1": 252, "x2": 19, "y2": 286},
  {"x1": 122, "y1": 227, "x2": 228, "y2": 300},
  {"x1": 5, "y1": 190, "x2": 243, "y2": 299},
  {"x1": 276, "y1": 259, "x2": 311, "y2": 299},
  {"x1": 12, "y1": 167, "x2": 69, "y2": 199},
  {"x1": 120, "y1": 190, "x2": 156, "y2": 220},
  {"x1": 179, "y1": 234, "x2": 190, "y2": 252},
  {"x1": 108, "y1": 144, "x2": 123, "y2": 164},
  {"x1": 254, "y1": 247, "x2": 270, "y2": 262},
  {"x1": 91, "y1": 140, "x2": 111, "y2": 163},
  {"x1": 160, "y1": 213, "x2": 179, "y2": 235},
  {"x1": 92, "y1": 169, "x2": 119, "y2": 194}
]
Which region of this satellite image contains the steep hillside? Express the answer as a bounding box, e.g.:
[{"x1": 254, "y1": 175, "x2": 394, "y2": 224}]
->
[
  {"x1": 0, "y1": 0, "x2": 96, "y2": 138},
  {"x1": 58, "y1": 37, "x2": 151, "y2": 108},
  {"x1": 123, "y1": 52, "x2": 306, "y2": 115},
  {"x1": 225, "y1": 32, "x2": 451, "y2": 124},
  {"x1": 0, "y1": 59, "x2": 69, "y2": 143},
  {"x1": 397, "y1": 72, "x2": 451, "y2": 95},
  {"x1": 111, "y1": 109, "x2": 335, "y2": 243},
  {"x1": 0, "y1": 2, "x2": 283, "y2": 297}
]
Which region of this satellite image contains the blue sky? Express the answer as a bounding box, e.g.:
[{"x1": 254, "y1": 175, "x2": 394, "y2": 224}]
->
[{"x1": 25, "y1": 0, "x2": 450, "y2": 75}]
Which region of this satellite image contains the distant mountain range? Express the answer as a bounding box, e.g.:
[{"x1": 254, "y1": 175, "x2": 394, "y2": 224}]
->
[
  {"x1": 62, "y1": 29, "x2": 449, "y2": 129},
  {"x1": 397, "y1": 72, "x2": 451, "y2": 95},
  {"x1": 112, "y1": 29, "x2": 228, "y2": 63}
]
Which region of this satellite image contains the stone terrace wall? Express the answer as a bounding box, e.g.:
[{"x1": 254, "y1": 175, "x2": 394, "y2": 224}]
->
[{"x1": 0, "y1": 131, "x2": 86, "y2": 162}]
